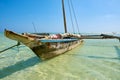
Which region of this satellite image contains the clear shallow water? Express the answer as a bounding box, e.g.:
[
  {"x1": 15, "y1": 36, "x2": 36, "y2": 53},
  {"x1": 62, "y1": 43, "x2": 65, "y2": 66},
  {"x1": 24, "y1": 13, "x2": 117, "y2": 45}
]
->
[{"x1": 0, "y1": 33, "x2": 120, "y2": 80}]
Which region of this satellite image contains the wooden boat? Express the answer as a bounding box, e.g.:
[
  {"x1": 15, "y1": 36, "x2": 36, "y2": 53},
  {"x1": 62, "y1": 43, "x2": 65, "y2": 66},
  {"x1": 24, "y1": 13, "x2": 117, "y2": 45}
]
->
[
  {"x1": 4, "y1": 0, "x2": 83, "y2": 60},
  {"x1": 4, "y1": 30, "x2": 83, "y2": 60}
]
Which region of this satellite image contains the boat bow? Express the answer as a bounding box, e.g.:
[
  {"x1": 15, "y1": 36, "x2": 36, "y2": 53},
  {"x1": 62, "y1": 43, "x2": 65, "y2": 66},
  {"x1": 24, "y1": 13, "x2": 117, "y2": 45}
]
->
[{"x1": 4, "y1": 29, "x2": 41, "y2": 48}]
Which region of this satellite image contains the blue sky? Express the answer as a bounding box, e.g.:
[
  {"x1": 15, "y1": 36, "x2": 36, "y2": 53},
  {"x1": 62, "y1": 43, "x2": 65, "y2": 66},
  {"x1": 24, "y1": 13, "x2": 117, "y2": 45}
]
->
[{"x1": 0, "y1": 0, "x2": 120, "y2": 33}]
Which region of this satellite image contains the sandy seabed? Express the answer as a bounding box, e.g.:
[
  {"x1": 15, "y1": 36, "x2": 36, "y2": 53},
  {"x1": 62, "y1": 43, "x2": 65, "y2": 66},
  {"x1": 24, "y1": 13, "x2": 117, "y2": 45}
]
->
[{"x1": 0, "y1": 33, "x2": 120, "y2": 80}]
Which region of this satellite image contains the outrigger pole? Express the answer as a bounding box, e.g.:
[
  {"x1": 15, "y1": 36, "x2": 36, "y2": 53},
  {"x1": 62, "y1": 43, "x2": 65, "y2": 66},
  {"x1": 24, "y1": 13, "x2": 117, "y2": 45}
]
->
[
  {"x1": 81, "y1": 34, "x2": 120, "y2": 41},
  {"x1": 0, "y1": 41, "x2": 20, "y2": 53},
  {"x1": 101, "y1": 34, "x2": 120, "y2": 42}
]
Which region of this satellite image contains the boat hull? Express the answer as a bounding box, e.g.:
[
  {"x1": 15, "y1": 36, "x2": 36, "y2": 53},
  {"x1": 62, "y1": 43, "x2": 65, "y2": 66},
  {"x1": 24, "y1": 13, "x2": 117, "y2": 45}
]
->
[
  {"x1": 32, "y1": 39, "x2": 83, "y2": 60},
  {"x1": 4, "y1": 29, "x2": 83, "y2": 60}
]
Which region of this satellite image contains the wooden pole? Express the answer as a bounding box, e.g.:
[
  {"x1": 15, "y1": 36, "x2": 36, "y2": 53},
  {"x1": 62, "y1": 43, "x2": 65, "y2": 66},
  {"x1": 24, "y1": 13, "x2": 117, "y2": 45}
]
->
[{"x1": 62, "y1": 0, "x2": 67, "y2": 33}]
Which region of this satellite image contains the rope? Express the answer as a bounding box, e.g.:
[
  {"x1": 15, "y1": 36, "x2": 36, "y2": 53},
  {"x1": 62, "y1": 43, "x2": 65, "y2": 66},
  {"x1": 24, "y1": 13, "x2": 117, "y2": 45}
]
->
[
  {"x1": 68, "y1": 0, "x2": 75, "y2": 33},
  {"x1": 0, "y1": 42, "x2": 20, "y2": 53},
  {"x1": 69, "y1": 0, "x2": 80, "y2": 34},
  {"x1": 32, "y1": 22, "x2": 37, "y2": 33}
]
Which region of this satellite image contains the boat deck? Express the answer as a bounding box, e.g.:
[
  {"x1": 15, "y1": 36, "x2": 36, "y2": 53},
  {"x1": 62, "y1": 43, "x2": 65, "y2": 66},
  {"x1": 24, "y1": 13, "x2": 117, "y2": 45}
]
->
[{"x1": 39, "y1": 39, "x2": 79, "y2": 43}]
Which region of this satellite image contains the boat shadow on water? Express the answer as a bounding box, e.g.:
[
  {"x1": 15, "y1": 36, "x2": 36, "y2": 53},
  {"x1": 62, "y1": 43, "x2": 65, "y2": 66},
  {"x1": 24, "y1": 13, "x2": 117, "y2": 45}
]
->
[
  {"x1": 83, "y1": 45, "x2": 120, "y2": 60},
  {"x1": 114, "y1": 46, "x2": 120, "y2": 58},
  {"x1": 0, "y1": 56, "x2": 41, "y2": 79},
  {"x1": 65, "y1": 46, "x2": 120, "y2": 60},
  {"x1": 67, "y1": 54, "x2": 120, "y2": 60},
  {"x1": 84, "y1": 55, "x2": 120, "y2": 60}
]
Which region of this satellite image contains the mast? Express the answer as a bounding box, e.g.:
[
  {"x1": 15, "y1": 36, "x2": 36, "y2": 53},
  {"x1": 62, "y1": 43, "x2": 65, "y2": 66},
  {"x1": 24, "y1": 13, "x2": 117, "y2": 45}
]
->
[{"x1": 62, "y1": 0, "x2": 67, "y2": 33}]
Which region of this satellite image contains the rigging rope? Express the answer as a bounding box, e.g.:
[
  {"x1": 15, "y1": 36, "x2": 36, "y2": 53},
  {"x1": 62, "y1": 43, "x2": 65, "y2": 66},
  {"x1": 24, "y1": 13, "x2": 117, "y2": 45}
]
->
[
  {"x1": 32, "y1": 22, "x2": 37, "y2": 33},
  {"x1": 68, "y1": 0, "x2": 75, "y2": 33},
  {"x1": 69, "y1": 0, "x2": 80, "y2": 34}
]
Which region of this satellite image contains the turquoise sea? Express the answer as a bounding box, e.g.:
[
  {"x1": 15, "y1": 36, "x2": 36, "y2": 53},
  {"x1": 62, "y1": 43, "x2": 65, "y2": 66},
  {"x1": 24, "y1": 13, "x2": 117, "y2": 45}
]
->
[{"x1": 0, "y1": 33, "x2": 120, "y2": 80}]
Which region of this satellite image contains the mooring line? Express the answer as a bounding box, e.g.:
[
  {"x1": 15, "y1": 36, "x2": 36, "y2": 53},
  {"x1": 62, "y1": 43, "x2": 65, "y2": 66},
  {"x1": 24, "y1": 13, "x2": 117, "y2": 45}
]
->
[{"x1": 0, "y1": 42, "x2": 20, "y2": 53}]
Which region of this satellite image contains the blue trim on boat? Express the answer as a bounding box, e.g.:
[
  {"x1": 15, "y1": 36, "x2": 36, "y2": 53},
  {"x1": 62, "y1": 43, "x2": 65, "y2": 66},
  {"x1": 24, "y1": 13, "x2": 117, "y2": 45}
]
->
[{"x1": 40, "y1": 39, "x2": 79, "y2": 43}]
